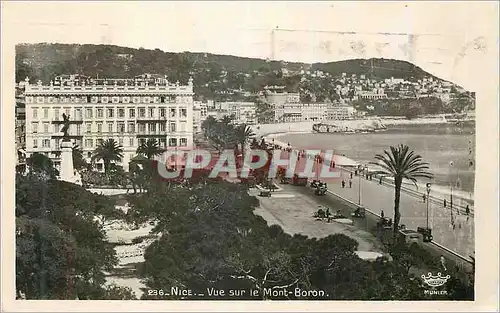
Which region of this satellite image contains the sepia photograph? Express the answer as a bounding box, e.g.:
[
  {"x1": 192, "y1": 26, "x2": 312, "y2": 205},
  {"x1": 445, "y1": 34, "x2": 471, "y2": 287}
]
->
[{"x1": 1, "y1": 1, "x2": 498, "y2": 312}]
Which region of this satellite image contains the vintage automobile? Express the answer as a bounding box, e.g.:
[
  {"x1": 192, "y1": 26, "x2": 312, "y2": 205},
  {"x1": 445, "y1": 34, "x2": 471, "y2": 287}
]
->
[
  {"x1": 310, "y1": 179, "x2": 321, "y2": 188},
  {"x1": 314, "y1": 183, "x2": 327, "y2": 196},
  {"x1": 417, "y1": 227, "x2": 433, "y2": 242},
  {"x1": 291, "y1": 174, "x2": 308, "y2": 186},
  {"x1": 259, "y1": 190, "x2": 272, "y2": 197},
  {"x1": 351, "y1": 207, "x2": 366, "y2": 218}
]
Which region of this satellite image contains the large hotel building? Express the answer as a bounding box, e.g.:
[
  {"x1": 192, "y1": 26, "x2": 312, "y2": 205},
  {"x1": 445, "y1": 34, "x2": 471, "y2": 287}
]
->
[{"x1": 23, "y1": 74, "x2": 194, "y2": 172}]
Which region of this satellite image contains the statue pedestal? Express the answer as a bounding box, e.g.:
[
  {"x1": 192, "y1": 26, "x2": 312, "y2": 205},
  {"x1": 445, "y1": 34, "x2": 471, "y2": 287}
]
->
[{"x1": 60, "y1": 140, "x2": 75, "y2": 183}]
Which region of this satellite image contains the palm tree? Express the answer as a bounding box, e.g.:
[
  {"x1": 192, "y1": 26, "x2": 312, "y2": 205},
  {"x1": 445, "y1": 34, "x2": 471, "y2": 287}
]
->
[
  {"x1": 91, "y1": 139, "x2": 124, "y2": 173},
  {"x1": 370, "y1": 144, "x2": 433, "y2": 236},
  {"x1": 136, "y1": 139, "x2": 163, "y2": 160},
  {"x1": 72, "y1": 145, "x2": 90, "y2": 171},
  {"x1": 234, "y1": 124, "x2": 256, "y2": 156}
]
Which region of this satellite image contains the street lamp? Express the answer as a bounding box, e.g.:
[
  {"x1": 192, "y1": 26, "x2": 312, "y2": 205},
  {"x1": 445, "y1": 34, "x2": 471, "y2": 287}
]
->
[
  {"x1": 449, "y1": 161, "x2": 454, "y2": 223},
  {"x1": 358, "y1": 164, "x2": 367, "y2": 205},
  {"x1": 426, "y1": 182, "x2": 432, "y2": 229}
]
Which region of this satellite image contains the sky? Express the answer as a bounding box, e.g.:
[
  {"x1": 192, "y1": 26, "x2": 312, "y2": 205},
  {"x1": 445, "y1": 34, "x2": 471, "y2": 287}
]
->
[{"x1": 2, "y1": 1, "x2": 499, "y2": 91}]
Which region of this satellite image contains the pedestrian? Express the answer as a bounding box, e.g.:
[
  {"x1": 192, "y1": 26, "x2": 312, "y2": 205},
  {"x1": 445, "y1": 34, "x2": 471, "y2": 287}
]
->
[
  {"x1": 379, "y1": 177, "x2": 383, "y2": 185},
  {"x1": 444, "y1": 199, "x2": 447, "y2": 208},
  {"x1": 422, "y1": 194, "x2": 426, "y2": 202},
  {"x1": 440, "y1": 256, "x2": 447, "y2": 271},
  {"x1": 349, "y1": 180, "x2": 352, "y2": 188},
  {"x1": 350, "y1": 172, "x2": 353, "y2": 179},
  {"x1": 341, "y1": 180, "x2": 345, "y2": 188},
  {"x1": 381, "y1": 210, "x2": 384, "y2": 218},
  {"x1": 354, "y1": 170, "x2": 358, "y2": 176},
  {"x1": 465, "y1": 205, "x2": 470, "y2": 216}
]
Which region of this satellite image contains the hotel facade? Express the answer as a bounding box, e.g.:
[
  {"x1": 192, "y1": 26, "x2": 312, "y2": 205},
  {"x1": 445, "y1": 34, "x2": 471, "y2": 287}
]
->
[{"x1": 23, "y1": 74, "x2": 195, "y2": 172}]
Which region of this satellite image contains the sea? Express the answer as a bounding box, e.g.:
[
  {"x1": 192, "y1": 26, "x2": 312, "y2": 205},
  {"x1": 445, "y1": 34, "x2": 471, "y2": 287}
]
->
[{"x1": 278, "y1": 122, "x2": 476, "y2": 204}]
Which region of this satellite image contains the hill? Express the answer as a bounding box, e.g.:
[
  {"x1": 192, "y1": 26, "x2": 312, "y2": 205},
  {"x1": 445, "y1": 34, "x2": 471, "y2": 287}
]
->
[{"x1": 15, "y1": 43, "x2": 451, "y2": 101}]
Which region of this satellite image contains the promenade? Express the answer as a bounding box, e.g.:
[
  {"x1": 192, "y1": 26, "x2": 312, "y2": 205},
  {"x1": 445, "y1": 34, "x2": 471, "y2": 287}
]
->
[{"x1": 322, "y1": 168, "x2": 474, "y2": 258}]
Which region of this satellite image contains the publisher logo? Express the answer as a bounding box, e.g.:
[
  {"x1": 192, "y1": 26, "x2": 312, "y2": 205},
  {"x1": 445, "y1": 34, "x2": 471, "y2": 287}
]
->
[{"x1": 421, "y1": 272, "x2": 451, "y2": 287}]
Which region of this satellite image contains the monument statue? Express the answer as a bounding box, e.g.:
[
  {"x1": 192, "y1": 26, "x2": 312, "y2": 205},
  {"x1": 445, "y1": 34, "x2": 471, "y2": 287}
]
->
[{"x1": 61, "y1": 113, "x2": 71, "y2": 140}]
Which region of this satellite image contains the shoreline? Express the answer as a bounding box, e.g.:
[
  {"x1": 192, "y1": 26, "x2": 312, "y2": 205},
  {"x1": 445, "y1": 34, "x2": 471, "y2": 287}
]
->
[{"x1": 259, "y1": 130, "x2": 474, "y2": 206}]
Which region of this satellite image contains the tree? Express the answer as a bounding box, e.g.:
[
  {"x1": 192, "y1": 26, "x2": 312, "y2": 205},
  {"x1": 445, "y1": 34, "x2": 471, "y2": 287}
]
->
[
  {"x1": 26, "y1": 152, "x2": 58, "y2": 179},
  {"x1": 16, "y1": 176, "x2": 123, "y2": 299},
  {"x1": 136, "y1": 139, "x2": 163, "y2": 160},
  {"x1": 234, "y1": 124, "x2": 256, "y2": 157},
  {"x1": 72, "y1": 145, "x2": 90, "y2": 171},
  {"x1": 370, "y1": 144, "x2": 433, "y2": 236},
  {"x1": 91, "y1": 139, "x2": 123, "y2": 173}
]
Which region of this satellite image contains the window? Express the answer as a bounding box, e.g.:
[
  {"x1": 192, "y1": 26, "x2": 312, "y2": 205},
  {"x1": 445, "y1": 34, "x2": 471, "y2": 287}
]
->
[
  {"x1": 32, "y1": 122, "x2": 38, "y2": 133},
  {"x1": 87, "y1": 152, "x2": 92, "y2": 158},
  {"x1": 180, "y1": 121, "x2": 186, "y2": 132},
  {"x1": 159, "y1": 122, "x2": 166, "y2": 132},
  {"x1": 160, "y1": 108, "x2": 166, "y2": 117},
  {"x1": 55, "y1": 139, "x2": 60, "y2": 150},
  {"x1": 86, "y1": 108, "x2": 93, "y2": 119},
  {"x1": 129, "y1": 108, "x2": 135, "y2": 118},
  {"x1": 54, "y1": 108, "x2": 60, "y2": 120},
  {"x1": 139, "y1": 108, "x2": 145, "y2": 118},
  {"x1": 43, "y1": 108, "x2": 49, "y2": 118},
  {"x1": 101, "y1": 96, "x2": 109, "y2": 103},
  {"x1": 169, "y1": 138, "x2": 177, "y2": 147},
  {"x1": 118, "y1": 123, "x2": 125, "y2": 133},
  {"x1": 133, "y1": 97, "x2": 140, "y2": 103},
  {"x1": 85, "y1": 139, "x2": 93, "y2": 148},
  {"x1": 43, "y1": 123, "x2": 49, "y2": 133},
  {"x1": 42, "y1": 139, "x2": 50, "y2": 148},
  {"x1": 149, "y1": 123, "x2": 156, "y2": 133},
  {"x1": 32, "y1": 108, "x2": 38, "y2": 118},
  {"x1": 118, "y1": 137, "x2": 124, "y2": 146},
  {"x1": 107, "y1": 122, "x2": 113, "y2": 133},
  {"x1": 118, "y1": 108, "x2": 125, "y2": 118},
  {"x1": 76, "y1": 108, "x2": 82, "y2": 120},
  {"x1": 112, "y1": 97, "x2": 120, "y2": 104},
  {"x1": 170, "y1": 108, "x2": 176, "y2": 118},
  {"x1": 76, "y1": 124, "x2": 81, "y2": 135},
  {"x1": 97, "y1": 138, "x2": 104, "y2": 145},
  {"x1": 144, "y1": 97, "x2": 151, "y2": 103},
  {"x1": 148, "y1": 108, "x2": 154, "y2": 118},
  {"x1": 33, "y1": 139, "x2": 38, "y2": 148},
  {"x1": 37, "y1": 97, "x2": 44, "y2": 103},
  {"x1": 65, "y1": 108, "x2": 71, "y2": 116},
  {"x1": 91, "y1": 96, "x2": 98, "y2": 103},
  {"x1": 123, "y1": 97, "x2": 130, "y2": 103},
  {"x1": 107, "y1": 108, "x2": 114, "y2": 118},
  {"x1": 160, "y1": 138, "x2": 167, "y2": 147},
  {"x1": 129, "y1": 137, "x2": 134, "y2": 147},
  {"x1": 97, "y1": 109, "x2": 103, "y2": 118},
  {"x1": 153, "y1": 96, "x2": 160, "y2": 103},
  {"x1": 180, "y1": 138, "x2": 188, "y2": 147},
  {"x1": 97, "y1": 123, "x2": 102, "y2": 133},
  {"x1": 180, "y1": 108, "x2": 187, "y2": 118},
  {"x1": 139, "y1": 138, "x2": 146, "y2": 146},
  {"x1": 128, "y1": 122, "x2": 135, "y2": 133},
  {"x1": 86, "y1": 123, "x2": 92, "y2": 133},
  {"x1": 169, "y1": 122, "x2": 176, "y2": 132},
  {"x1": 138, "y1": 124, "x2": 146, "y2": 133}
]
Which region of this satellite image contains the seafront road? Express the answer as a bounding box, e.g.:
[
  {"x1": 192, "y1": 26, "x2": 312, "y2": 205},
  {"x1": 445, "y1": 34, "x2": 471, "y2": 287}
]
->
[{"x1": 321, "y1": 169, "x2": 474, "y2": 258}]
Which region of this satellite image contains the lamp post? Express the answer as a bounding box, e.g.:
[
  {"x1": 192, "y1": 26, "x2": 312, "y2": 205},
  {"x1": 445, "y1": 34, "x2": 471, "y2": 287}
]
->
[
  {"x1": 449, "y1": 161, "x2": 454, "y2": 223},
  {"x1": 358, "y1": 164, "x2": 367, "y2": 205},
  {"x1": 426, "y1": 182, "x2": 432, "y2": 229}
]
